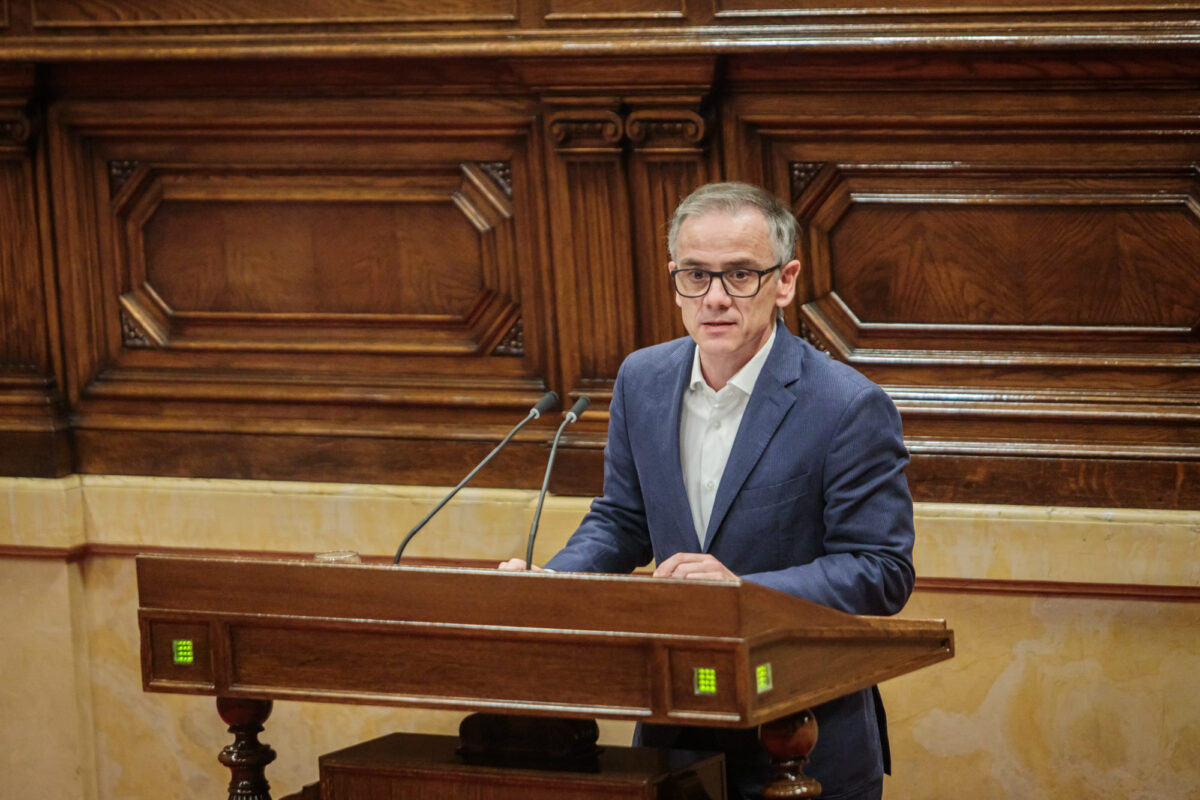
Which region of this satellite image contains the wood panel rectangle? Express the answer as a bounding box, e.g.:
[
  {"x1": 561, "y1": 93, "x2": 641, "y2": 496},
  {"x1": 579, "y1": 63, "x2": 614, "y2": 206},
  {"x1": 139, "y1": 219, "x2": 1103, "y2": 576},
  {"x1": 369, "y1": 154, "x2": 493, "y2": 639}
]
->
[
  {"x1": 229, "y1": 622, "x2": 654, "y2": 711},
  {"x1": 32, "y1": 0, "x2": 517, "y2": 27},
  {"x1": 714, "y1": 0, "x2": 1182, "y2": 11},
  {"x1": 545, "y1": 0, "x2": 685, "y2": 21}
]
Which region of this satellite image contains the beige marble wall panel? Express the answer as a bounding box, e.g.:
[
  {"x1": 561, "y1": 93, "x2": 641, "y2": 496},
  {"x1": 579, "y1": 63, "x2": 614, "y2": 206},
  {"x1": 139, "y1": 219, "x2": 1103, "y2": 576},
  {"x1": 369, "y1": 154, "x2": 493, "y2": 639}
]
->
[
  {"x1": 886, "y1": 590, "x2": 1200, "y2": 799},
  {"x1": 0, "y1": 476, "x2": 85, "y2": 548},
  {"x1": 76, "y1": 476, "x2": 575, "y2": 562},
  {"x1": 0, "y1": 559, "x2": 95, "y2": 800},
  {"x1": 913, "y1": 503, "x2": 1200, "y2": 586},
  {"x1": 2, "y1": 476, "x2": 1199, "y2": 799},
  {"x1": 5, "y1": 477, "x2": 1198, "y2": 587}
]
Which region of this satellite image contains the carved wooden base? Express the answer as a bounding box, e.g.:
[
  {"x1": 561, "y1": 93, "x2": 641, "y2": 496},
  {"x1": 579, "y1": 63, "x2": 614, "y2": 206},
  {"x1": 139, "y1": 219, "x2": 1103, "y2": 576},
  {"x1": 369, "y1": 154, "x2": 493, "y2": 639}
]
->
[
  {"x1": 759, "y1": 709, "x2": 822, "y2": 798},
  {"x1": 217, "y1": 697, "x2": 277, "y2": 800}
]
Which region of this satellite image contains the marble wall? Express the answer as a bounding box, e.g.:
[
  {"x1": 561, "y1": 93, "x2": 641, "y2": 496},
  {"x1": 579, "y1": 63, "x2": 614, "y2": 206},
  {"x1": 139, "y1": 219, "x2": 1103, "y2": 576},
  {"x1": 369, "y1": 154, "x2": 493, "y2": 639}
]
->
[{"x1": 1, "y1": 476, "x2": 1197, "y2": 799}]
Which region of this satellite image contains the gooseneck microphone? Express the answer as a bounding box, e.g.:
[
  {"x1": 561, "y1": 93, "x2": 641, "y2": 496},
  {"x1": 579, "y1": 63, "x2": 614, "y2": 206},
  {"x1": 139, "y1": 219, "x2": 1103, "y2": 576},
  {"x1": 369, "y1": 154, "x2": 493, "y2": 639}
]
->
[
  {"x1": 524, "y1": 395, "x2": 590, "y2": 569},
  {"x1": 393, "y1": 391, "x2": 558, "y2": 563}
]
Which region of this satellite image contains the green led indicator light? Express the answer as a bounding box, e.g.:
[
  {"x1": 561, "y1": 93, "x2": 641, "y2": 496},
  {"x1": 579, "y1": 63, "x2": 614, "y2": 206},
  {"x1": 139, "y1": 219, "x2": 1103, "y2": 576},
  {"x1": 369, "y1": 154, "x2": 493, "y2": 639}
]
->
[
  {"x1": 693, "y1": 667, "x2": 717, "y2": 695},
  {"x1": 172, "y1": 639, "x2": 195, "y2": 665},
  {"x1": 755, "y1": 663, "x2": 773, "y2": 694}
]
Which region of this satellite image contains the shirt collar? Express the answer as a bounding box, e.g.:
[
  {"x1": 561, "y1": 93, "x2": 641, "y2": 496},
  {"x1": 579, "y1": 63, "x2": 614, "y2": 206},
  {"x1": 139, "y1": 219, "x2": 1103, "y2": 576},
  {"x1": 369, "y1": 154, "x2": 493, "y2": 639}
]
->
[{"x1": 688, "y1": 324, "x2": 778, "y2": 396}]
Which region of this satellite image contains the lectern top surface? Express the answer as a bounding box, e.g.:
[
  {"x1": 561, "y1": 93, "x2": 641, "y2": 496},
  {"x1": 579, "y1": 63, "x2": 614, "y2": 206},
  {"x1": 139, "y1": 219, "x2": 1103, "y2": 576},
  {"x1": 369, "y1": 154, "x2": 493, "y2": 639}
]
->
[{"x1": 136, "y1": 554, "x2": 941, "y2": 642}]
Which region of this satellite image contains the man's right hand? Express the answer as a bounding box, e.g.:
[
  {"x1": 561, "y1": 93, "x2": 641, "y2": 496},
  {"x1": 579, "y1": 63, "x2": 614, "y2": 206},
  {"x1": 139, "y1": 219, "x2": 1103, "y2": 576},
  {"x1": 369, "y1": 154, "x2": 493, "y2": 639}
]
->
[{"x1": 497, "y1": 558, "x2": 543, "y2": 571}]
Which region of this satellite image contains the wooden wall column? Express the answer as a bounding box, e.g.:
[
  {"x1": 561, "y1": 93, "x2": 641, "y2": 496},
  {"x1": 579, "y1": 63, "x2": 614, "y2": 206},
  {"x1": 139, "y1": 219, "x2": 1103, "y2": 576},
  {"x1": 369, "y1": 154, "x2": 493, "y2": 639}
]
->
[
  {"x1": 542, "y1": 96, "x2": 636, "y2": 407},
  {"x1": 0, "y1": 64, "x2": 69, "y2": 477},
  {"x1": 625, "y1": 88, "x2": 716, "y2": 349}
]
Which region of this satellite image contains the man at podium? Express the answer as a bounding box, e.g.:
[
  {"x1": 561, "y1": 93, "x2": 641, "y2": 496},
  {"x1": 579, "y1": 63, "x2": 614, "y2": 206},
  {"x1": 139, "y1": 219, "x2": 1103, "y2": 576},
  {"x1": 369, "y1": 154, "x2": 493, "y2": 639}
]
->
[{"x1": 501, "y1": 182, "x2": 915, "y2": 800}]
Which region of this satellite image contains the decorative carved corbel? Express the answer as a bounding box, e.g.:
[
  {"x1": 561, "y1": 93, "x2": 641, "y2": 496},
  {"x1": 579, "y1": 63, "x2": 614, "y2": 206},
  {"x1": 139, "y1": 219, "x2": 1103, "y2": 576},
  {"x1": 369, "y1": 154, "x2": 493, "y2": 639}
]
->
[
  {"x1": 624, "y1": 109, "x2": 706, "y2": 150},
  {"x1": 799, "y1": 318, "x2": 833, "y2": 357},
  {"x1": 120, "y1": 308, "x2": 155, "y2": 349},
  {"x1": 478, "y1": 161, "x2": 513, "y2": 197},
  {"x1": 493, "y1": 317, "x2": 524, "y2": 357},
  {"x1": 790, "y1": 162, "x2": 825, "y2": 203},
  {"x1": 547, "y1": 109, "x2": 624, "y2": 151},
  {"x1": 0, "y1": 109, "x2": 32, "y2": 147},
  {"x1": 108, "y1": 160, "x2": 140, "y2": 197}
]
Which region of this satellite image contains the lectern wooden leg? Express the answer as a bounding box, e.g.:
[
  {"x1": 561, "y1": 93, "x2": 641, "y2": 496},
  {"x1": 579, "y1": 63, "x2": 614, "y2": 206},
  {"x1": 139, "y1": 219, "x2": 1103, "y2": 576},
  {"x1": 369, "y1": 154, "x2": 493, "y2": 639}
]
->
[
  {"x1": 216, "y1": 697, "x2": 277, "y2": 800},
  {"x1": 759, "y1": 709, "x2": 822, "y2": 798}
]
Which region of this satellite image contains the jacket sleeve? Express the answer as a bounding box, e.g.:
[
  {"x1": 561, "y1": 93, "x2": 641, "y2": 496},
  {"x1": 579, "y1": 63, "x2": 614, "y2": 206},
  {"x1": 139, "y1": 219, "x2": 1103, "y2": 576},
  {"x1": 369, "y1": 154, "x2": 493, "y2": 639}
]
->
[
  {"x1": 545, "y1": 361, "x2": 655, "y2": 573},
  {"x1": 742, "y1": 383, "x2": 916, "y2": 616}
]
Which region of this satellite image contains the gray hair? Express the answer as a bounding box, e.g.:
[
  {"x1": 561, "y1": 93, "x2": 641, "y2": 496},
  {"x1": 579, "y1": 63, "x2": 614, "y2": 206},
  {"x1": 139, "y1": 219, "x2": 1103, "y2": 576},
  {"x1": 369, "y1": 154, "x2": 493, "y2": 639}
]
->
[{"x1": 667, "y1": 182, "x2": 798, "y2": 266}]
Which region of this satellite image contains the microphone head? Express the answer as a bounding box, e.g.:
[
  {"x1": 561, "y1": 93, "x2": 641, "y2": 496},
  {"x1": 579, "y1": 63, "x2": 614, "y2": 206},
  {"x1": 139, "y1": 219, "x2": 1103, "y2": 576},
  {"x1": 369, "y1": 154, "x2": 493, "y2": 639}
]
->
[
  {"x1": 530, "y1": 391, "x2": 559, "y2": 419},
  {"x1": 565, "y1": 395, "x2": 590, "y2": 423}
]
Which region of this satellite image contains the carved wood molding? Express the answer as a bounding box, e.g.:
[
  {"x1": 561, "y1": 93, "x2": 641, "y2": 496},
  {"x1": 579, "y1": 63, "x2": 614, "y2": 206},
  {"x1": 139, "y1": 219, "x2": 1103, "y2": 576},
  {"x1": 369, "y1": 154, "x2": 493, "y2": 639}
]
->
[
  {"x1": 548, "y1": 109, "x2": 624, "y2": 151},
  {"x1": 478, "y1": 161, "x2": 512, "y2": 197},
  {"x1": 108, "y1": 159, "x2": 138, "y2": 196},
  {"x1": 548, "y1": 107, "x2": 710, "y2": 153},
  {"x1": 625, "y1": 109, "x2": 706, "y2": 149},
  {"x1": 3, "y1": 8, "x2": 1199, "y2": 59},
  {"x1": 493, "y1": 317, "x2": 524, "y2": 357},
  {"x1": 789, "y1": 162, "x2": 824, "y2": 202},
  {"x1": 0, "y1": 109, "x2": 30, "y2": 147},
  {"x1": 119, "y1": 307, "x2": 154, "y2": 349},
  {"x1": 798, "y1": 319, "x2": 833, "y2": 358}
]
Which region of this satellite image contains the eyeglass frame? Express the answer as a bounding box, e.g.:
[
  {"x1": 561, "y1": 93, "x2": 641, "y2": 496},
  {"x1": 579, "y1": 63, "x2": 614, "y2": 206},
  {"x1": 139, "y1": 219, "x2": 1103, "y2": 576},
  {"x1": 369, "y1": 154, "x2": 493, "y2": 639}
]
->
[{"x1": 668, "y1": 263, "x2": 784, "y2": 298}]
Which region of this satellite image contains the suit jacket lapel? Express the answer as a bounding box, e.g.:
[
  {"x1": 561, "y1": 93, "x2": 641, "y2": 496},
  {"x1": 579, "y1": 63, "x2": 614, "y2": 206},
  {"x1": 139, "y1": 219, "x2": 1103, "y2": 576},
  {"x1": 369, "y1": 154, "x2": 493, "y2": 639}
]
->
[
  {"x1": 652, "y1": 339, "x2": 701, "y2": 551},
  {"x1": 703, "y1": 326, "x2": 803, "y2": 552}
]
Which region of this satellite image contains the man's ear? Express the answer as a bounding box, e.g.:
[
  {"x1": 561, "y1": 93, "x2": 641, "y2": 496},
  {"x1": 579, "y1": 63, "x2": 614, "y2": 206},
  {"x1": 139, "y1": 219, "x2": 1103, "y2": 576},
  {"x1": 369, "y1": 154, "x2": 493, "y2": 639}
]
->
[{"x1": 776, "y1": 259, "x2": 802, "y2": 307}]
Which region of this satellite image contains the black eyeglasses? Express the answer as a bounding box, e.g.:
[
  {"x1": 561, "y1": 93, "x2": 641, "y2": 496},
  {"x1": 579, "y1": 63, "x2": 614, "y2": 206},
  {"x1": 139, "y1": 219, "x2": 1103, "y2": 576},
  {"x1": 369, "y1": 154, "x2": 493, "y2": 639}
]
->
[{"x1": 669, "y1": 264, "x2": 782, "y2": 298}]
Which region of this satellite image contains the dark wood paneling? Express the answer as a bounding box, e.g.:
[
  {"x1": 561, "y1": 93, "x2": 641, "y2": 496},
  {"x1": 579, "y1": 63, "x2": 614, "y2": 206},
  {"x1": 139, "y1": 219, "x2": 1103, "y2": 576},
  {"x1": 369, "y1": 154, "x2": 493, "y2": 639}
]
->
[
  {"x1": 31, "y1": 0, "x2": 518, "y2": 27},
  {"x1": 626, "y1": 98, "x2": 713, "y2": 349},
  {"x1": 4, "y1": 0, "x2": 1197, "y2": 60},
  {"x1": 46, "y1": 87, "x2": 563, "y2": 482},
  {"x1": 542, "y1": 100, "x2": 636, "y2": 401},
  {"x1": 545, "y1": 0, "x2": 686, "y2": 21},
  {"x1": 0, "y1": 64, "x2": 70, "y2": 476},
  {"x1": 723, "y1": 56, "x2": 1200, "y2": 507},
  {"x1": 0, "y1": 38, "x2": 1195, "y2": 507}
]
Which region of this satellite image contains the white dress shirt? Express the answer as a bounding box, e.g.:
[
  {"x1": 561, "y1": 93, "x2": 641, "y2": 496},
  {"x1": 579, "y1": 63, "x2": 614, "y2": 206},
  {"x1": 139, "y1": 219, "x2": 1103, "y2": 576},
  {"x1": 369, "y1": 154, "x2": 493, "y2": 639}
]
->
[{"x1": 679, "y1": 326, "x2": 777, "y2": 547}]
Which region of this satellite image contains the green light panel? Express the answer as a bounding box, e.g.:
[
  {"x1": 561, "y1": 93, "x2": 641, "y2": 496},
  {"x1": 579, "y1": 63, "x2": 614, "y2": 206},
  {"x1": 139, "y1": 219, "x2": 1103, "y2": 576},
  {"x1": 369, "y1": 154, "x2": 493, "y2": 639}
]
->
[
  {"x1": 693, "y1": 667, "x2": 717, "y2": 695},
  {"x1": 172, "y1": 639, "x2": 195, "y2": 665},
  {"x1": 755, "y1": 663, "x2": 773, "y2": 694}
]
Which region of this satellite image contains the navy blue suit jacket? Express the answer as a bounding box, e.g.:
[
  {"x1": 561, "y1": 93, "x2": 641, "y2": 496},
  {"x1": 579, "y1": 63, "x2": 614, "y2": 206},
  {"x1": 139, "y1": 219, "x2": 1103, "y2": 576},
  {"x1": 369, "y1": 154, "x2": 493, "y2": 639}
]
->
[{"x1": 547, "y1": 324, "x2": 916, "y2": 798}]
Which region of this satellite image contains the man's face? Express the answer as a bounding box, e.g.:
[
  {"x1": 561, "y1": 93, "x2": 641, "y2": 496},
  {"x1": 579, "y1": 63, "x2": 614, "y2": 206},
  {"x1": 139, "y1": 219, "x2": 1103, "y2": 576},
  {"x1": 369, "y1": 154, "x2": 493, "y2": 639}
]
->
[{"x1": 670, "y1": 208, "x2": 799, "y2": 384}]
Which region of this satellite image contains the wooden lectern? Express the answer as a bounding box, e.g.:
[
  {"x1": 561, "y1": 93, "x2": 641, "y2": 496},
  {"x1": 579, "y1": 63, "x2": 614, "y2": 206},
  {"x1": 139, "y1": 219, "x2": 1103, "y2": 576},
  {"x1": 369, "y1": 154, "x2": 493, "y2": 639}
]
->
[{"x1": 137, "y1": 554, "x2": 953, "y2": 798}]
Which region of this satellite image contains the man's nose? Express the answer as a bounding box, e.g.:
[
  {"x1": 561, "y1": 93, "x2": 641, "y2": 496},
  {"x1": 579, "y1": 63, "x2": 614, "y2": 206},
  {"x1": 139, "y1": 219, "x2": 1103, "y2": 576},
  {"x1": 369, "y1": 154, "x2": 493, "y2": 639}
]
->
[{"x1": 703, "y1": 275, "x2": 732, "y2": 305}]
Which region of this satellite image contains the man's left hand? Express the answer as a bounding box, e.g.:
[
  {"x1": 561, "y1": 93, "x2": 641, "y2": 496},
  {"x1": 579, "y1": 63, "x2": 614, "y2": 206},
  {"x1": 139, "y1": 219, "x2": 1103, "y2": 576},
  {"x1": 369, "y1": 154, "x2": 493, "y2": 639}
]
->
[{"x1": 653, "y1": 552, "x2": 738, "y2": 582}]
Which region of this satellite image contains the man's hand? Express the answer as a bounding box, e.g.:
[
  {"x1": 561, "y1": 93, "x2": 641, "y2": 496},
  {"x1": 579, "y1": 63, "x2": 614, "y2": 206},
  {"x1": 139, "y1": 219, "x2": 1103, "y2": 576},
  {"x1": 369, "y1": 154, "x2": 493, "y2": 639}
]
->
[
  {"x1": 497, "y1": 558, "x2": 543, "y2": 572},
  {"x1": 653, "y1": 552, "x2": 738, "y2": 582}
]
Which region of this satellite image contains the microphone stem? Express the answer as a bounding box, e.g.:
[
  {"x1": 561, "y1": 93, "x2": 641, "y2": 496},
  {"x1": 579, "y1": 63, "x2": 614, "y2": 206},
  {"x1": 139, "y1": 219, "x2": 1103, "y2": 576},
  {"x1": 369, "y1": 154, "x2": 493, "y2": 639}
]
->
[
  {"x1": 393, "y1": 410, "x2": 536, "y2": 564},
  {"x1": 525, "y1": 415, "x2": 571, "y2": 569}
]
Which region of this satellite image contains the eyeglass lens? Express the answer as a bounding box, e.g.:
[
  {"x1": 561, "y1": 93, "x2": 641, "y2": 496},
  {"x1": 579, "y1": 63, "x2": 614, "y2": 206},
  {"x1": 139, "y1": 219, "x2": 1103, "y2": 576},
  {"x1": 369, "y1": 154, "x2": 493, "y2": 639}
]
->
[{"x1": 673, "y1": 268, "x2": 768, "y2": 298}]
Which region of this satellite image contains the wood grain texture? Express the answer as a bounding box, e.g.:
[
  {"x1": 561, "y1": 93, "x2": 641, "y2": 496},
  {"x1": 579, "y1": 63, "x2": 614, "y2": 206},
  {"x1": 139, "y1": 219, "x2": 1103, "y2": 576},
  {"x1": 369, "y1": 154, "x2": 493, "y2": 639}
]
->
[
  {"x1": 0, "y1": 67, "x2": 71, "y2": 476},
  {"x1": 32, "y1": 0, "x2": 518, "y2": 26},
  {"x1": 0, "y1": 45, "x2": 1196, "y2": 506},
  {"x1": 724, "y1": 60, "x2": 1200, "y2": 507},
  {"x1": 3, "y1": 1, "x2": 1198, "y2": 60},
  {"x1": 136, "y1": 554, "x2": 953, "y2": 725}
]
